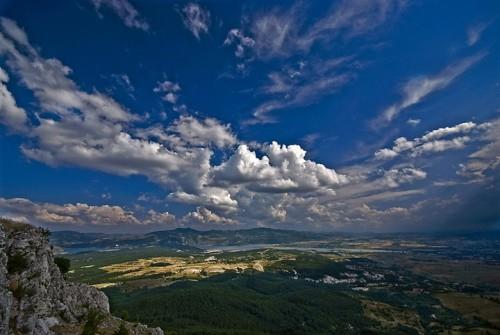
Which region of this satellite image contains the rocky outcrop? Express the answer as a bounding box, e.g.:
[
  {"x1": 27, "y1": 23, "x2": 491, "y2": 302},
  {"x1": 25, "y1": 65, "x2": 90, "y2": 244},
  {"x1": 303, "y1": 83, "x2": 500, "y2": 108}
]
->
[
  {"x1": 0, "y1": 220, "x2": 163, "y2": 335},
  {"x1": 0, "y1": 225, "x2": 12, "y2": 335}
]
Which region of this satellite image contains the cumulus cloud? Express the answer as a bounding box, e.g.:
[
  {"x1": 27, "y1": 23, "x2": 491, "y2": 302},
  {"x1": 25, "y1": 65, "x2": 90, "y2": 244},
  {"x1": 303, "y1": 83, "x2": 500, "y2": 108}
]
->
[
  {"x1": 90, "y1": 0, "x2": 149, "y2": 31},
  {"x1": 3, "y1": 17, "x2": 488, "y2": 232},
  {"x1": 169, "y1": 187, "x2": 238, "y2": 211},
  {"x1": 213, "y1": 142, "x2": 348, "y2": 193},
  {"x1": 0, "y1": 197, "x2": 134, "y2": 226},
  {"x1": 144, "y1": 209, "x2": 176, "y2": 226},
  {"x1": 0, "y1": 197, "x2": 182, "y2": 232},
  {"x1": 0, "y1": 66, "x2": 28, "y2": 133},
  {"x1": 179, "y1": 3, "x2": 210, "y2": 39},
  {"x1": 182, "y1": 207, "x2": 236, "y2": 225},
  {"x1": 372, "y1": 53, "x2": 486, "y2": 127}
]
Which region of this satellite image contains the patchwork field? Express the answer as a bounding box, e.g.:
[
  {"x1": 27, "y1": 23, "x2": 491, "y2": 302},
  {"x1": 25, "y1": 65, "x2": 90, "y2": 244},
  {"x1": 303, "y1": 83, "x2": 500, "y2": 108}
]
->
[
  {"x1": 63, "y1": 232, "x2": 500, "y2": 335},
  {"x1": 436, "y1": 292, "x2": 500, "y2": 331}
]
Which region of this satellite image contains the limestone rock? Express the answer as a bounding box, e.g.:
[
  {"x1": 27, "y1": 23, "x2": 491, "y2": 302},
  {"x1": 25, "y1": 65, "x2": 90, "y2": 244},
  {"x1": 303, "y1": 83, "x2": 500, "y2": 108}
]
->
[{"x1": 0, "y1": 220, "x2": 164, "y2": 335}]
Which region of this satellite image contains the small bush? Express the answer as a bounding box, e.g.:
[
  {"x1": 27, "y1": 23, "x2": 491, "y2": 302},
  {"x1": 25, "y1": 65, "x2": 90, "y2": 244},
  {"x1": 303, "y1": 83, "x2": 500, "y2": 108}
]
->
[
  {"x1": 7, "y1": 253, "x2": 28, "y2": 274},
  {"x1": 54, "y1": 257, "x2": 71, "y2": 274},
  {"x1": 118, "y1": 310, "x2": 129, "y2": 321},
  {"x1": 12, "y1": 284, "x2": 26, "y2": 299},
  {"x1": 114, "y1": 323, "x2": 129, "y2": 335},
  {"x1": 81, "y1": 309, "x2": 105, "y2": 335}
]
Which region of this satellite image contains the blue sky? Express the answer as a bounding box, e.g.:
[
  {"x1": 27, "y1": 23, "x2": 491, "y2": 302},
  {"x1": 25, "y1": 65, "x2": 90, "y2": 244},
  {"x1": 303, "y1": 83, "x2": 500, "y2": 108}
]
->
[{"x1": 0, "y1": 0, "x2": 499, "y2": 232}]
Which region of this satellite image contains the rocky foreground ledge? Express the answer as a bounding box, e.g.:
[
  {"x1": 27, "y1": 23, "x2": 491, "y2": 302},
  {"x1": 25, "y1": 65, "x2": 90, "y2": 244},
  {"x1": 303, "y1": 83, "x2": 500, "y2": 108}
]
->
[{"x1": 0, "y1": 219, "x2": 163, "y2": 335}]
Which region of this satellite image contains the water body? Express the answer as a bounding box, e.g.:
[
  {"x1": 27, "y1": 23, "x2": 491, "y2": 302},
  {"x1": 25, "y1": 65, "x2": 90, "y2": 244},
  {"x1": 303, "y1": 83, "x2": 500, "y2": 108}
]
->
[
  {"x1": 203, "y1": 244, "x2": 402, "y2": 254},
  {"x1": 62, "y1": 247, "x2": 121, "y2": 254},
  {"x1": 62, "y1": 244, "x2": 404, "y2": 254}
]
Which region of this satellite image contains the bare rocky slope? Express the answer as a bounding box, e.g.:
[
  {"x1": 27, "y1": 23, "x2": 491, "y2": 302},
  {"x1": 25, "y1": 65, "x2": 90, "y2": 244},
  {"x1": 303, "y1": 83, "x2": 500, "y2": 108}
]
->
[{"x1": 0, "y1": 219, "x2": 163, "y2": 335}]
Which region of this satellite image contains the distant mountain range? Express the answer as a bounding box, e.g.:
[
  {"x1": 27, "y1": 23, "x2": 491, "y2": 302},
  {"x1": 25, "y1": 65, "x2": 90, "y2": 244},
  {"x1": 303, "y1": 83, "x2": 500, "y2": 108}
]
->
[
  {"x1": 50, "y1": 227, "x2": 333, "y2": 253},
  {"x1": 50, "y1": 227, "x2": 500, "y2": 254}
]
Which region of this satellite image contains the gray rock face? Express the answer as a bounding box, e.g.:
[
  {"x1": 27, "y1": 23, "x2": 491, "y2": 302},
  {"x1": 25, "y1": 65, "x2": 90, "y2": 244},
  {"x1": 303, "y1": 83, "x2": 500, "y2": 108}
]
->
[
  {"x1": 0, "y1": 221, "x2": 164, "y2": 335},
  {"x1": 0, "y1": 226, "x2": 12, "y2": 335}
]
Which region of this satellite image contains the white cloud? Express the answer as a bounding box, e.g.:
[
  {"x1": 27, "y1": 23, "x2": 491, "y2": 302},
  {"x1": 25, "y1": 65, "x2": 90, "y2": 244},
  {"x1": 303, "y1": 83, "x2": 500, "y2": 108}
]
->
[
  {"x1": 179, "y1": 3, "x2": 210, "y2": 39},
  {"x1": 213, "y1": 142, "x2": 348, "y2": 193},
  {"x1": 0, "y1": 197, "x2": 127, "y2": 226},
  {"x1": 224, "y1": 29, "x2": 255, "y2": 58},
  {"x1": 90, "y1": 0, "x2": 149, "y2": 31},
  {"x1": 3, "y1": 18, "x2": 487, "y2": 231},
  {"x1": 373, "y1": 53, "x2": 486, "y2": 127},
  {"x1": 421, "y1": 122, "x2": 477, "y2": 141},
  {"x1": 458, "y1": 118, "x2": 500, "y2": 179},
  {"x1": 300, "y1": 0, "x2": 405, "y2": 49},
  {"x1": 224, "y1": 0, "x2": 405, "y2": 60},
  {"x1": 144, "y1": 209, "x2": 176, "y2": 225},
  {"x1": 169, "y1": 187, "x2": 238, "y2": 212},
  {"x1": 467, "y1": 21, "x2": 491, "y2": 46},
  {"x1": 0, "y1": 197, "x2": 180, "y2": 230},
  {"x1": 182, "y1": 207, "x2": 236, "y2": 225},
  {"x1": 249, "y1": 57, "x2": 355, "y2": 123},
  {"x1": 169, "y1": 115, "x2": 237, "y2": 149},
  {"x1": 223, "y1": 1, "x2": 406, "y2": 123},
  {"x1": 0, "y1": 17, "x2": 31, "y2": 48},
  {"x1": 375, "y1": 121, "x2": 485, "y2": 160},
  {"x1": 374, "y1": 148, "x2": 398, "y2": 160},
  {"x1": 154, "y1": 80, "x2": 181, "y2": 104},
  {"x1": 134, "y1": 115, "x2": 236, "y2": 152},
  {"x1": 0, "y1": 66, "x2": 28, "y2": 133},
  {"x1": 407, "y1": 118, "x2": 420, "y2": 126},
  {"x1": 382, "y1": 167, "x2": 427, "y2": 188},
  {"x1": 0, "y1": 19, "x2": 212, "y2": 194},
  {"x1": 269, "y1": 205, "x2": 287, "y2": 222},
  {"x1": 411, "y1": 136, "x2": 470, "y2": 156}
]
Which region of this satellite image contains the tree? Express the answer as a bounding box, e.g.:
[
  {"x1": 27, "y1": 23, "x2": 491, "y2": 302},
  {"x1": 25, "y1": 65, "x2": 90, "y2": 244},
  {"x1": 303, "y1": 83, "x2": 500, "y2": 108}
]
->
[
  {"x1": 7, "y1": 253, "x2": 28, "y2": 274},
  {"x1": 82, "y1": 309, "x2": 104, "y2": 335},
  {"x1": 114, "y1": 323, "x2": 129, "y2": 335},
  {"x1": 54, "y1": 257, "x2": 71, "y2": 274}
]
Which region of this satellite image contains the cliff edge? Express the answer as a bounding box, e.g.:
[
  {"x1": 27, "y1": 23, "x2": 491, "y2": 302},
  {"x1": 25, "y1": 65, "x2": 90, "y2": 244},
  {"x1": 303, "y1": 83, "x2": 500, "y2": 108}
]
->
[{"x1": 0, "y1": 219, "x2": 163, "y2": 335}]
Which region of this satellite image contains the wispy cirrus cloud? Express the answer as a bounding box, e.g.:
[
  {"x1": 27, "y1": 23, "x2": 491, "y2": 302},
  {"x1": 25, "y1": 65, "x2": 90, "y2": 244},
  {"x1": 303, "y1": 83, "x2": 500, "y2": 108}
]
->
[
  {"x1": 372, "y1": 52, "x2": 486, "y2": 128},
  {"x1": 224, "y1": 0, "x2": 406, "y2": 60},
  {"x1": 179, "y1": 3, "x2": 210, "y2": 40},
  {"x1": 467, "y1": 21, "x2": 492, "y2": 46},
  {"x1": 223, "y1": 0, "x2": 405, "y2": 124},
  {"x1": 249, "y1": 57, "x2": 356, "y2": 123},
  {"x1": 90, "y1": 0, "x2": 149, "y2": 31}
]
